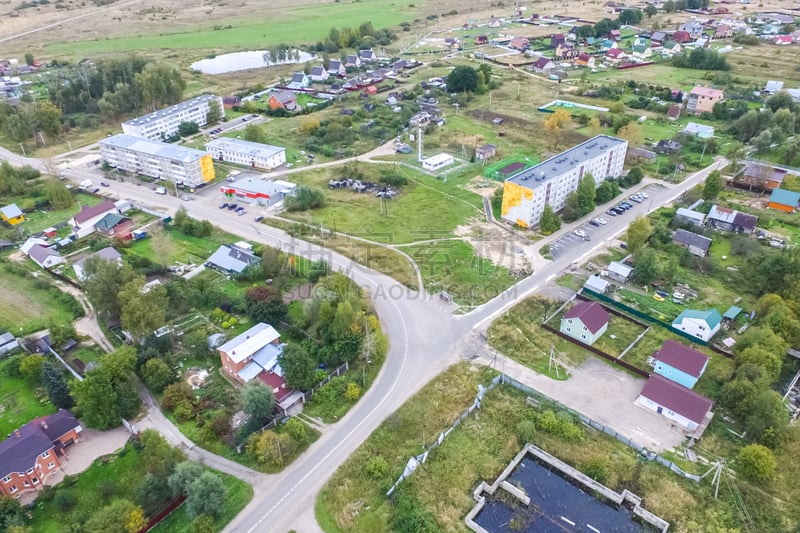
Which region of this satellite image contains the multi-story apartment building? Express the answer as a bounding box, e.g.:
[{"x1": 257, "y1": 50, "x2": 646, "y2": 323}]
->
[
  {"x1": 99, "y1": 134, "x2": 215, "y2": 187},
  {"x1": 205, "y1": 138, "x2": 286, "y2": 170},
  {"x1": 501, "y1": 135, "x2": 628, "y2": 228},
  {"x1": 0, "y1": 410, "x2": 82, "y2": 498},
  {"x1": 122, "y1": 94, "x2": 224, "y2": 141}
]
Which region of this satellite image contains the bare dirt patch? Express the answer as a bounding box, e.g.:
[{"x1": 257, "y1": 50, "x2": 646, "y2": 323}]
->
[{"x1": 455, "y1": 218, "x2": 532, "y2": 274}]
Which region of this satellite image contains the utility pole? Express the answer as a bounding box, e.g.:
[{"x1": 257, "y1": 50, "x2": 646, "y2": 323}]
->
[{"x1": 548, "y1": 345, "x2": 560, "y2": 379}]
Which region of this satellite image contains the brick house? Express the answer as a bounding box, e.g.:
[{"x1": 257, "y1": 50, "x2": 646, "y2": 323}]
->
[
  {"x1": 0, "y1": 410, "x2": 82, "y2": 498},
  {"x1": 218, "y1": 323, "x2": 295, "y2": 400}
]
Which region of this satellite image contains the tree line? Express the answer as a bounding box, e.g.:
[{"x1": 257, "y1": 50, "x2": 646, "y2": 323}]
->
[{"x1": 309, "y1": 21, "x2": 396, "y2": 53}]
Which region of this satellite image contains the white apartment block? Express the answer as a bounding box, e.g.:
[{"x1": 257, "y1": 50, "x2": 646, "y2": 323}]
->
[
  {"x1": 205, "y1": 138, "x2": 287, "y2": 170},
  {"x1": 99, "y1": 134, "x2": 216, "y2": 187},
  {"x1": 501, "y1": 135, "x2": 628, "y2": 228},
  {"x1": 122, "y1": 94, "x2": 224, "y2": 141}
]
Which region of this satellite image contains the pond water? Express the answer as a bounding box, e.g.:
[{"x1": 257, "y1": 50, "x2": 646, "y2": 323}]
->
[
  {"x1": 190, "y1": 50, "x2": 317, "y2": 74},
  {"x1": 475, "y1": 457, "x2": 647, "y2": 532}
]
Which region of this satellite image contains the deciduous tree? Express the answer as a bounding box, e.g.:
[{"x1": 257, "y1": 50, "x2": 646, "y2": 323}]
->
[
  {"x1": 141, "y1": 358, "x2": 175, "y2": 393},
  {"x1": 539, "y1": 205, "x2": 561, "y2": 234},
  {"x1": 278, "y1": 344, "x2": 318, "y2": 391},
  {"x1": 617, "y1": 122, "x2": 643, "y2": 146},
  {"x1": 240, "y1": 382, "x2": 275, "y2": 427},
  {"x1": 577, "y1": 174, "x2": 596, "y2": 215},
  {"x1": 446, "y1": 65, "x2": 479, "y2": 93},
  {"x1": 702, "y1": 170, "x2": 724, "y2": 200},
  {"x1": 625, "y1": 216, "x2": 652, "y2": 253},
  {"x1": 83, "y1": 259, "x2": 137, "y2": 323},
  {"x1": 168, "y1": 461, "x2": 204, "y2": 498},
  {"x1": 119, "y1": 277, "x2": 168, "y2": 341},
  {"x1": 245, "y1": 286, "x2": 287, "y2": 325},
  {"x1": 45, "y1": 178, "x2": 74, "y2": 209},
  {"x1": 543, "y1": 108, "x2": 572, "y2": 149},
  {"x1": 186, "y1": 472, "x2": 226, "y2": 518}
]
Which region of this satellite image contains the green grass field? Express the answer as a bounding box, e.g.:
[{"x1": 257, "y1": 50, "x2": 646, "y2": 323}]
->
[
  {"x1": 46, "y1": 1, "x2": 422, "y2": 58},
  {"x1": 16, "y1": 193, "x2": 103, "y2": 234},
  {"x1": 0, "y1": 267, "x2": 82, "y2": 334},
  {"x1": 0, "y1": 357, "x2": 56, "y2": 437},
  {"x1": 406, "y1": 240, "x2": 517, "y2": 307},
  {"x1": 284, "y1": 164, "x2": 483, "y2": 244},
  {"x1": 126, "y1": 227, "x2": 235, "y2": 265}
]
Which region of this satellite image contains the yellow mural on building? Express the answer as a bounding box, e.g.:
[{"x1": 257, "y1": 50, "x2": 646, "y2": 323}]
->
[
  {"x1": 199, "y1": 154, "x2": 216, "y2": 182},
  {"x1": 500, "y1": 181, "x2": 534, "y2": 228}
]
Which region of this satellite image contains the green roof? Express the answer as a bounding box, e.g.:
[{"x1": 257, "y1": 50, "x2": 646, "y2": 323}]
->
[
  {"x1": 723, "y1": 306, "x2": 743, "y2": 320},
  {"x1": 673, "y1": 309, "x2": 722, "y2": 329}
]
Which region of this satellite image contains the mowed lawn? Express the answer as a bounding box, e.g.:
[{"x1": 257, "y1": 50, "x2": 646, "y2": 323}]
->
[
  {"x1": 0, "y1": 269, "x2": 79, "y2": 333},
  {"x1": 16, "y1": 193, "x2": 103, "y2": 234},
  {"x1": 285, "y1": 166, "x2": 483, "y2": 244},
  {"x1": 46, "y1": 0, "x2": 422, "y2": 56},
  {"x1": 0, "y1": 358, "x2": 55, "y2": 437}
]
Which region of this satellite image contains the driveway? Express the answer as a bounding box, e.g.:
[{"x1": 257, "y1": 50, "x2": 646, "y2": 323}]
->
[{"x1": 481, "y1": 351, "x2": 686, "y2": 452}]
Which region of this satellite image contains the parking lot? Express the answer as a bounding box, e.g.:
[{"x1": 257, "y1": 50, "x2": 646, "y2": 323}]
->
[{"x1": 550, "y1": 183, "x2": 664, "y2": 259}]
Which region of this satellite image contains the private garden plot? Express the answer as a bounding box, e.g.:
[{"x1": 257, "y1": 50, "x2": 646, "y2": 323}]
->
[{"x1": 547, "y1": 303, "x2": 648, "y2": 360}]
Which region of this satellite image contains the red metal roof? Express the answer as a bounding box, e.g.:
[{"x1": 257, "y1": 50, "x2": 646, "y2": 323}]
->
[
  {"x1": 653, "y1": 340, "x2": 709, "y2": 377},
  {"x1": 257, "y1": 371, "x2": 293, "y2": 402},
  {"x1": 563, "y1": 301, "x2": 609, "y2": 334},
  {"x1": 640, "y1": 375, "x2": 713, "y2": 424},
  {"x1": 73, "y1": 199, "x2": 116, "y2": 225}
]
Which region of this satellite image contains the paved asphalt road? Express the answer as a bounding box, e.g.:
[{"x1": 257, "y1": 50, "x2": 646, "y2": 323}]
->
[{"x1": 0, "y1": 144, "x2": 726, "y2": 532}]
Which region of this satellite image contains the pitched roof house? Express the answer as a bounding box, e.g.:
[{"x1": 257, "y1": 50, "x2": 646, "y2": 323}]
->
[
  {"x1": 742, "y1": 160, "x2": 797, "y2": 190},
  {"x1": 672, "y1": 308, "x2": 722, "y2": 343},
  {"x1": 672, "y1": 30, "x2": 692, "y2": 43},
  {"x1": 667, "y1": 105, "x2": 682, "y2": 121},
  {"x1": 287, "y1": 72, "x2": 310, "y2": 90},
  {"x1": 218, "y1": 324, "x2": 298, "y2": 406},
  {"x1": 660, "y1": 40, "x2": 682, "y2": 54},
  {"x1": 650, "y1": 31, "x2": 667, "y2": 46},
  {"x1": 560, "y1": 301, "x2": 610, "y2": 346},
  {"x1": 73, "y1": 246, "x2": 122, "y2": 282},
  {"x1": 605, "y1": 48, "x2": 626, "y2": 63},
  {"x1": 0, "y1": 203, "x2": 24, "y2": 225},
  {"x1": 651, "y1": 340, "x2": 709, "y2": 389},
  {"x1": 475, "y1": 144, "x2": 498, "y2": 161},
  {"x1": 93, "y1": 213, "x2": 133, "y2": 238},
  {"x1": 344, "y1": 54, "x2": 361, "y2": 68},
  {"x1": 672, "y1": 229, "x2": 712, "y2": 257},
  {"x1": 267, "y1": 90, "x2": 297, "y2": 111},
  {"x1": 359, "y1": 49, "x2": 377, "y2": 62},
  {"x1": 576, "y1": 52, "x2": 595, "y2": 68},
  {"x1": 309, "y1": 66, "x2": 329, "y2": 82},
  {"x1": 327, "y1": 59, "x2": 346, "y2": 77},
  {"x1": 70, "y1": 199, "x2": 118, "y2": 239},
  {"x1": 28, "y1": 245, "x2": 65, "y2": 270},
  {"x1": 707, "y1": 205, "x2": 758, "y2": 234},
  {"x1": 675, "y1": 207, "x2": 705, "y2": 227},
  {"x1": 532, "y1": 57, "x2": 556, "y2": 73},
  {"x1": 206, "y1": 243, "x2": 260, "y2": 275},
  {"x1": 607, "y1": 260, "x2": 634, "y2": 283},
  {"x1": 0, "y1": 410, "x2": 82, "y2": 498},
  {"x1": 635, "y1": 375, "x2": 713, "y2": 432},
  {"x1": 768, "y1": 188, "x2": 800, "y2": 213}
]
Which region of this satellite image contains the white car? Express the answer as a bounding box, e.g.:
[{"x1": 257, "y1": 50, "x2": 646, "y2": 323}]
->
[
  {"x1": 595, "y1": 217, "x2": 608, "y2": 225},
  {"x1": 573, "y1": 229, "x2": 587, "y2": 238}
]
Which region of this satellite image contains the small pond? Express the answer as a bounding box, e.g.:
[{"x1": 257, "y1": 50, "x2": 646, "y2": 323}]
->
[
  {"x1": 475, "y1": 457, "x2": 649, "y2": 532},
  {"x1": 191, "y1": 50, "x2": 317, "y2": 74}
]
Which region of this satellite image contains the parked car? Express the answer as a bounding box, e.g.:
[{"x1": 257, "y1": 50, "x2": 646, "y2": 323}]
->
[
  {"x1": 606, "y1": 209, "x2": 618, "y2": 217},
  {"x1": 588, "y1": 220, "x2": 600, "y2": 227},
  {"x1": 595, "y1": 217, "x2": 608, "y2": 225},
  {"x1": 237, "y1": 209, "x2": 247, "y2": 216},
  {"x1": 219, "y1": 202, "x2": 228, "y2": 209},
  {"x1": 180, "y1": 195, "x2": 190, "y2": 201},
  {"x1": 100, "y1": 181, "x2": 110, "y2": 187},
  {"x1": 254, "y1": 215, "x2": 264, "y2": 223},
  {"x1": 621, "y1": 202, "x2": 633, "y2": 209},
  {"x1": 227, "y1": 203, "x2": 238, "y2": 211},
  {"x1": 573, "y1": 229, "x2": 587, "y2": 238}
]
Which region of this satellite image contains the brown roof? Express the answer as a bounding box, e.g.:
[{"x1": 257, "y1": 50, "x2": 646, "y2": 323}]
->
[
  {"x1": 653, "y1": 340, "x2": 709, "y2": 377},
  {"x1": 640, "y1": 375, "x2": 713, "y2": 424},
  {"x1": 73, "y1": 199, "x2": 116, "y2": 225},
  {"x1": 563, "y1": 301, "x2": 609, "y2": 334},
  {"x1": 667, "y1": 105, "x2": 682, "y2": 118}
]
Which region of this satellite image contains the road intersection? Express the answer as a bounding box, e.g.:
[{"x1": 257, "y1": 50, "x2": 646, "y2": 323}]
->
[{"x1": 0, "y1": 144, "x2": 726, "y2": 531}]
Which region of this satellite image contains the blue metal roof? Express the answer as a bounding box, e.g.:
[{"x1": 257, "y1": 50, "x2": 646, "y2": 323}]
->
[
  {"x1": 723, "y1": 306, "x2": 743, "y2": 320},
  {"x1": 769, "y1": 188, "x2": 800, "y2": 207},
  {"x1": 673, "y1": 309, "x2": 722, "y2": 329}
]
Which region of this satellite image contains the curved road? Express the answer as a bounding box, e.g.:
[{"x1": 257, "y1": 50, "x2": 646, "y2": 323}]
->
[{"x1": 0, "y1": 145, "x2": 725, "y2": 531}]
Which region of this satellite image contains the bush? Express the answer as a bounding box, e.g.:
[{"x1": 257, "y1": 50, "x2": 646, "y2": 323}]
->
[
  {"x1": 54, "y1": 490, "x2": 77, "y2": 512},
  {"x1": 365, "y1": 455, "x2": 389, "y2": 478},
  {"x1": 344, "y1": 381, "x2": 362, "y2": 401},
  {"x1": 516, "y1": 419, "x2": 537, "y2": 443},
  {"x1": 582, "y1": 459, "x2": 609, "y2": 483},
  {"x1": 161, "y1": 381, "x2": 194, "y2": 411},
  {"x1": 173, "y1": 399, "x2": 196, "y2": 422},
  {"x1": 737, "y1": 444, "x2": 777, "y2": 482},
  {"x1": 285, "y1": 418, "x2": 308, "y2": 444},
  {"x1": 284, "y1": 186, "x2": 326, "y2": 212}
]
